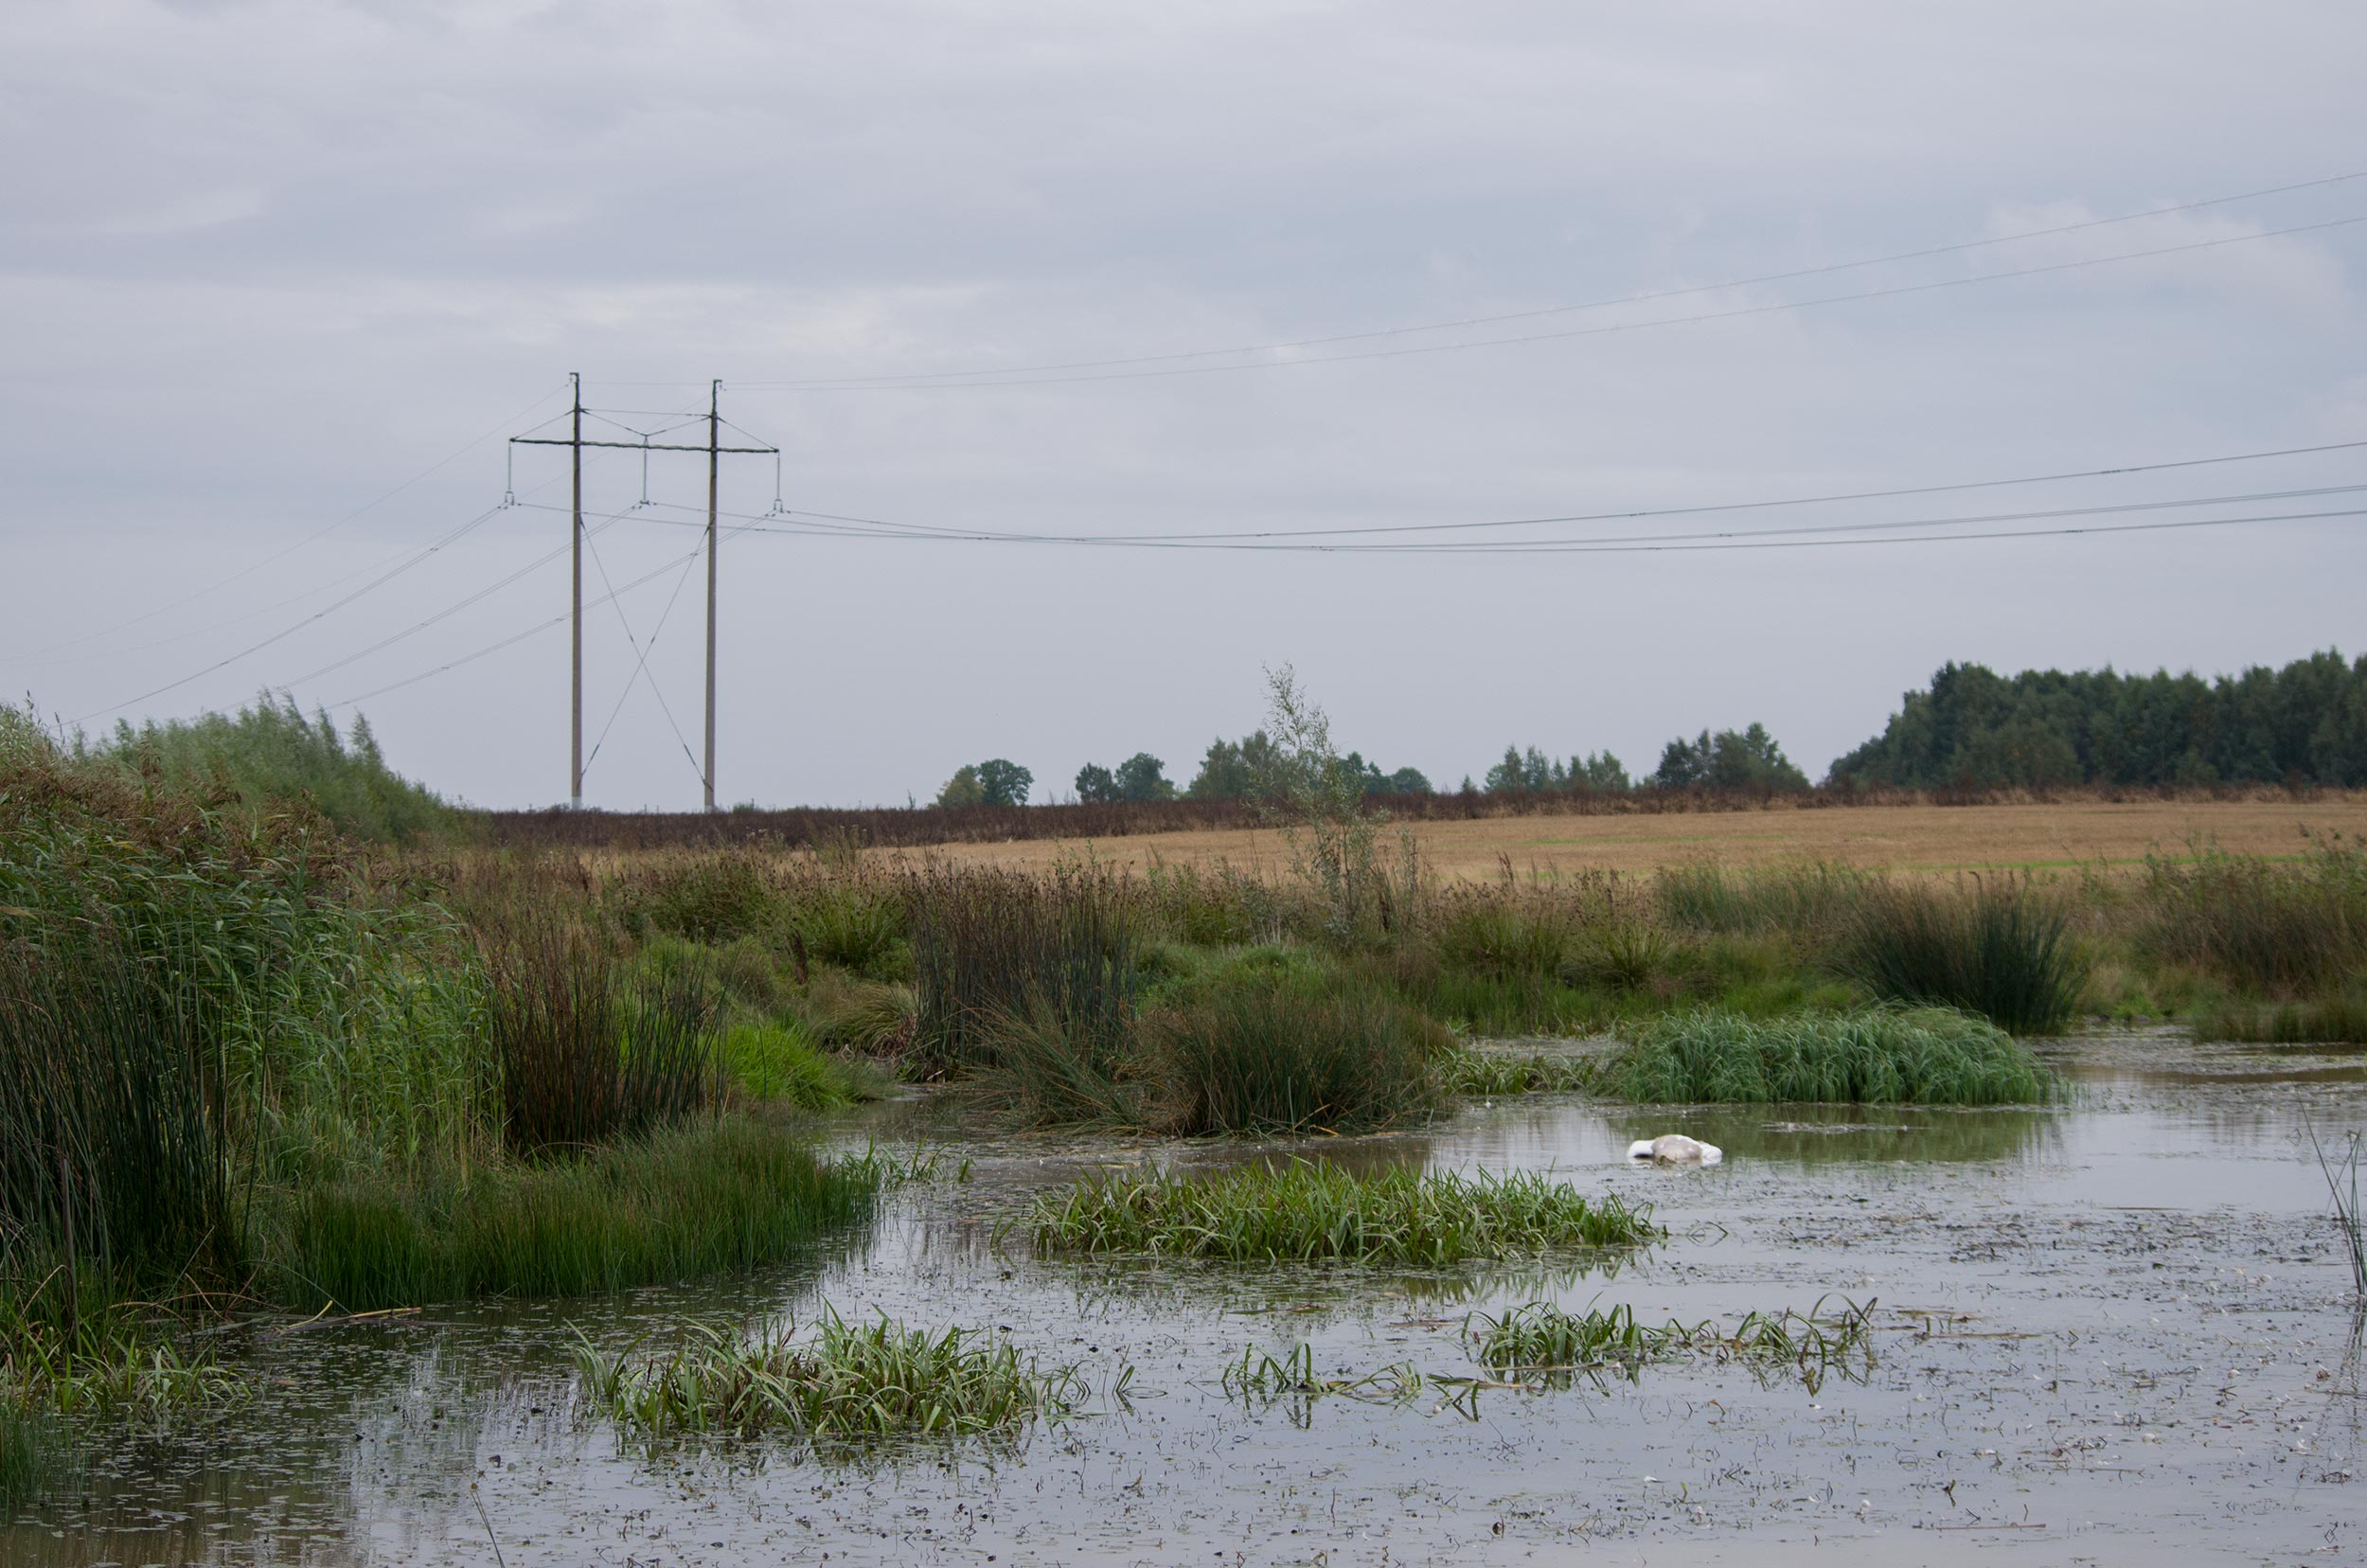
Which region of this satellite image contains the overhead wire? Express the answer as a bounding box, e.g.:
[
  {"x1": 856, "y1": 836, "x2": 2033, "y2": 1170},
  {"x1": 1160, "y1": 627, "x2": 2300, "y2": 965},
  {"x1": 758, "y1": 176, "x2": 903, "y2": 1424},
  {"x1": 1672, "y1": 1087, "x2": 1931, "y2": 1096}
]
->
[
  {"x1": 9, "y1": 381, "x2": 569, "y2": 663},
  {"x1": 579, "y1": 526, "x2": 704, "y2": 787},
  {"x1": 732, "y1": 212, "x2": 2367, "y2": 391}
]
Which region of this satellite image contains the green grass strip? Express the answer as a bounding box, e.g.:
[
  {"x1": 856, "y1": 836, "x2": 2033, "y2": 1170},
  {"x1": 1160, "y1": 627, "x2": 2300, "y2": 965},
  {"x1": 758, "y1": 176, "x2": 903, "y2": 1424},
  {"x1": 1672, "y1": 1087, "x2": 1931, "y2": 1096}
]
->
[
  {"x1": 1596, "y1": 1007, "x2": 2056, "y2": 1106},
  {"x1": 1023, "y1": 1160, "x2": 1656, "y2": 1265}
]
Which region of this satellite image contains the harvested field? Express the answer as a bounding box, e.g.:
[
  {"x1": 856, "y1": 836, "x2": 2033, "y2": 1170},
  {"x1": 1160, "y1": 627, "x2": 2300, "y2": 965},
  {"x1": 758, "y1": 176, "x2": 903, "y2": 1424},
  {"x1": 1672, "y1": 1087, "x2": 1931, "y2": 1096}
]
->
[{"x1": 892, "y1": 796, "x2": 2367, "y2": 880}]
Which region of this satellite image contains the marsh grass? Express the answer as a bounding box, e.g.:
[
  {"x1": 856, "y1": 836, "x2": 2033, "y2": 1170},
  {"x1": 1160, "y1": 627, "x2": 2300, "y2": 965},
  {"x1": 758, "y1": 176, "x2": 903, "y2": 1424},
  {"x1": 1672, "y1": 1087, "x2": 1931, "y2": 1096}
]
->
[
  {"x1": 1657, "y1": 862, "x2": 1870, "y2": 937},
  {"x1": 574, "y1": 1310, "x2": 1087, "y2": 1443},
  {"x1": 1438, "y1": 1047, "x2": 1596, "y2": 1096},
  {"x1": 0, "y1": 1395, "x2": 56, "y2": 1506},
  {"x1": 1598, "y1": 1007, "x2": 2056, "y2": 1105},
  {"x1": 481, "y1": 922, "x2": 719, "y2": 1154},
  {"x1": 1146, "y1": 982, "x2": 1448, "y2": 1135},
  {"x1": 1466, "y1": 1296, "x2": 1877, "y2": 1391},
  {"x1": 279, "y1": 1118, "x2": 876, "y2": 1310},
  {"x1": 719, "y1": 1020, "x2": 868, "y2": 1109},
  {"x1": 2189, "y1": 990, "x2": 2367, "y2": 1045},
  {"x1": 1838, "y1": 875, "x2": 2087, "y2": 1033},
  {"x1": 2307, "y1": 1124, "x2": 2366, "y2": 1297},
  {"x1": 1023, "y1": 1161, "x2": 1657, "y2": 1265},
  {"x1": 1220, "y1": 1343, "x2": 1423, "y2": 1419},
  {"x1": 907, "y1": 864, "x2": 1139, "y2": 1077},
  {"x1": 2143, "y1": 835, "x2": 2367, "y2": 992}
]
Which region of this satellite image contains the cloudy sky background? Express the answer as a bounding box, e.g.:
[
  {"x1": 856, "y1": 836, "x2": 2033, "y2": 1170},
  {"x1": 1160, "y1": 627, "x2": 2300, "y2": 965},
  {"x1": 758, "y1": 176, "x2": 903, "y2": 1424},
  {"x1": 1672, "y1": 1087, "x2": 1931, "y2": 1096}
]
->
[{"x1": 4, "y1": 1, "x2": 2363, "y2": 808}]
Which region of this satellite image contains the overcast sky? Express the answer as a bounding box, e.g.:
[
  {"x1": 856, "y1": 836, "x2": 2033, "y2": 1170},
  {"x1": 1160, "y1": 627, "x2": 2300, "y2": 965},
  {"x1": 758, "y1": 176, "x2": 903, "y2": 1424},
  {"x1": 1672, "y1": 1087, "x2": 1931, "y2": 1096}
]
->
[{"x1": 4, "y1": 2, "x2": 2363, "y2": 809}]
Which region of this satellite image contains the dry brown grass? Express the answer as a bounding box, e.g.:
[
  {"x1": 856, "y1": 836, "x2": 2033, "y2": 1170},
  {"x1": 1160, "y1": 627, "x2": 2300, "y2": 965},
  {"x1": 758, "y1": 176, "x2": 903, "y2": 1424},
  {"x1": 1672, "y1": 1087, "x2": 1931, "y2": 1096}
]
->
[{"x1": 882, "y1": 797, "x2": 2367, "y2": 882}]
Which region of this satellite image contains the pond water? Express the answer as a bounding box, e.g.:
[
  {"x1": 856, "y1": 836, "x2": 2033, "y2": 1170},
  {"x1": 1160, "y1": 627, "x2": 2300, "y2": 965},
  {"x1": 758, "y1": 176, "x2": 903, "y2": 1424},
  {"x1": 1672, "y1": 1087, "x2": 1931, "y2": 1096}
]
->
[{"x1": 9, "y1": 1028, "x2": 2365, "y2": 1568}]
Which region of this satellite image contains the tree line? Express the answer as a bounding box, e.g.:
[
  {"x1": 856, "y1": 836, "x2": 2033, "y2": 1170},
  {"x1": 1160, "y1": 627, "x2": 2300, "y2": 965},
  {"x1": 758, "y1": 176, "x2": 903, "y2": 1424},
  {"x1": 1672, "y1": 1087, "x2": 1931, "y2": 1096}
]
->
[
  {"x1": 930, "y1": 649, "x2": 2364, "y2": 807},
  {"x1": 1830, "y1": 649, "x2": 2367, "y2": 789}
]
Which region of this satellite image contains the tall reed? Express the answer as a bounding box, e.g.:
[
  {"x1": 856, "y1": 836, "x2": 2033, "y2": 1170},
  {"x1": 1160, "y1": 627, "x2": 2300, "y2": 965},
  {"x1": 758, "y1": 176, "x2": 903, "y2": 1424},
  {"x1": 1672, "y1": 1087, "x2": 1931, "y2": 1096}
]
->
[
  {"x1": 906, "y1": 864, "x2": 1139, "y2": 1076},
  {"x1": 1837, "y1": 875, "x2": 2087, "y2": 1033},
  {"x1": 1146, "y1": 982, "x2": 1447, "y2": 1135},
  {"x1": 2142, "y1": 835, "x2": 2367, "y2": 992}
]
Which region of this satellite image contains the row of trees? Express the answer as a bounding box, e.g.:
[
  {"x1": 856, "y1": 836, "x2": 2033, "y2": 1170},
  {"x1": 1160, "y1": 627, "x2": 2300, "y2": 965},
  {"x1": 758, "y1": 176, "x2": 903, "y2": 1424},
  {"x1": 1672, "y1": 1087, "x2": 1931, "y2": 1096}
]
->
[
  {"x1": 1831, "y1": 650, "x2": 2367, "y2": 789},
  {"x1": 936, "y1": 649, "x2": 2367, "y2": 805}
]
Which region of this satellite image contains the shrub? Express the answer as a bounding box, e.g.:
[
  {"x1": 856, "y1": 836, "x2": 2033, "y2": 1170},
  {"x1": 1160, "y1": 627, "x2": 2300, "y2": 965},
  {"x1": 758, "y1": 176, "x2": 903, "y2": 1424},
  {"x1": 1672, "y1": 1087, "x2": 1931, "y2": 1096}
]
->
[
  {"x1": 1837, "y1": 875, "x2": 2087, "y2": 1033},
  {"x1": 1024, "y1": 1161, "x2": 1657, "y2": 1264},
  {"x1": 1597, "y1": 1007, "x2": 2056, "y2": 1106}
]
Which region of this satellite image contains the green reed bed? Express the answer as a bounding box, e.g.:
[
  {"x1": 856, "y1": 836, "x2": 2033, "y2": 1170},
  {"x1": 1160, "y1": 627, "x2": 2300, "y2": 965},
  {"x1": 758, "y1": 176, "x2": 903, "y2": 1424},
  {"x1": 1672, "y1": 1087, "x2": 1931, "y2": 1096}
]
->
[
  {"x1": 1466, "y1": 1296, "x2": 1877, "y2": 1389},
  {"x1": 1598, "y1": 1007, "x2": 2056, "y2": 1105},
  {"x1": 1837, "y1": 874, "x2": 2087, "y2": 1033},
  {"x1": 0, "y1": 1394, "x2": 55, "y2": 1506},
  {"x1": 574, "y1": 1310, "x2": 1087, "y2": 1442},
  {"x1": 279, "y1": 1117, "x2": 878, "y2": 1310},
  {"x1": 1024, "y1": 1161, "x2": 1657, "y2": 1266},
  {"x1": 1437, "y1": 1046, "x2": 1597, "y2": 1096},
  {"x1": 2189, "y1": 989, "x2": 2367, "y2": 1045},
  {"x1": 1145, "y1": 982, "x2": 1448, "y2": 1134}
]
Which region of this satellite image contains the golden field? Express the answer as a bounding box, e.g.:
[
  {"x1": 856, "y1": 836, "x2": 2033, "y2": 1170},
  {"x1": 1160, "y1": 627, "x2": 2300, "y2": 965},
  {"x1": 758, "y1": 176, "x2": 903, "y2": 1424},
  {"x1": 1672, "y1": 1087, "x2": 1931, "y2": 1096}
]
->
[{"x1": 886, "y1": 795, "x2": 2367, "y2": 881}]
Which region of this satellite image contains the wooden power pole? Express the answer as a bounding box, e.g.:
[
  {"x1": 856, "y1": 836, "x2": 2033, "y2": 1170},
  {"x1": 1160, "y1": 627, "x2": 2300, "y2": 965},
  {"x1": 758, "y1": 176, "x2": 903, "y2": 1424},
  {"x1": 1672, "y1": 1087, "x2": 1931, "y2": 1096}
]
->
[{"x1": 510, "y1": 378, "x2": 775, "y2": 811}]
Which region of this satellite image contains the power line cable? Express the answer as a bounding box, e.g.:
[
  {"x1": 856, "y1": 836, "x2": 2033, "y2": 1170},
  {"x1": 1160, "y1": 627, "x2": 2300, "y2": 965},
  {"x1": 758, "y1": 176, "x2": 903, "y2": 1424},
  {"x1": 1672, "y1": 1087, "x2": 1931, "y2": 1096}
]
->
[
  {"x1": 736, "y1": 212, "x2": 2367, "y2": 391},
  {"x1": 9, "y1": 382, "x2": 569, "y2": 662},
  {"x1": 579, "y1": 526, "x2": 704, "y2": 786},
  {"x1": 735, "y1": 170, "x2": 2367, "y2": 388}
]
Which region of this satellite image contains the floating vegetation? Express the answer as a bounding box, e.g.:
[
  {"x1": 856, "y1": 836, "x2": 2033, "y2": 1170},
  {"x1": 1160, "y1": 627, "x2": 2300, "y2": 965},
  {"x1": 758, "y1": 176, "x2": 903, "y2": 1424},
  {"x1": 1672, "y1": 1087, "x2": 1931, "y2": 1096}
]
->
[
  {"x1": 1466, "y1": 1296, "x2": 1878, "y2": 1391},
  {"x1": 1221, "y1": 1343, "x2": 1425, "y2": 1424},
  {"x1": 1597, "y1": 1007, "x2": 2056, "y2": 1106},
  {"x1": 1023, "y1": 1161, "x2": 1658, "y2": 1266},
  {"x1": 573, "y1": 1310, "x2": 1089, "y2": 1443}
]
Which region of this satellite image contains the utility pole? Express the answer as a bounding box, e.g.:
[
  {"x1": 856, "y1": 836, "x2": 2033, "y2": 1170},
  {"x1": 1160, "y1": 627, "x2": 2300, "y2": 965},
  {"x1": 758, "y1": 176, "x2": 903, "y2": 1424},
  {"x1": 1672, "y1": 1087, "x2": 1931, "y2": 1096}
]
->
[
  {"x1": 569, "y1": 372, "x2": 584, "y2": 810},
  {"x1": 510, "y1": 378, "x2": 775, "y2": 812},
  {"x1": 704, "y1": 380, "x2": 721, "y2": 812}
]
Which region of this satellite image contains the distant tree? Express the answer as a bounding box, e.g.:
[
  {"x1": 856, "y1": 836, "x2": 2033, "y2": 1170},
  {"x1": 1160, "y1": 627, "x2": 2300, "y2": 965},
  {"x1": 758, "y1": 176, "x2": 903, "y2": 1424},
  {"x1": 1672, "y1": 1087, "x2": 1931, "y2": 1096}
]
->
[
  {"x1": 975, "y1": 757, "x2": 1033, "y2": 807},
  {"x1": 1186, "y1": 731, "x2": 1282, "y2": 799},
  {"x1": 1383, "y1": 766, "x2": 1433, "y2": 795},
  {"x1": 1484, "y1": 745, "x2": 1525, "y2": 793},
  {"x1": 1113, "y1": 752, "x2": 1175, "y2": 801},
  {"x1": 1074, "y1": 762, "x2": 1120, "y2": 803},
  {"x1": 1655, "y1": 724, "x2": 1807, "y2": 791},
  {"x1": 1572, "y1": 750, "x2": 1630, "y2": 792},
  {"x1": 935, "y1": 765, "x2": 986, "y2": 808}
]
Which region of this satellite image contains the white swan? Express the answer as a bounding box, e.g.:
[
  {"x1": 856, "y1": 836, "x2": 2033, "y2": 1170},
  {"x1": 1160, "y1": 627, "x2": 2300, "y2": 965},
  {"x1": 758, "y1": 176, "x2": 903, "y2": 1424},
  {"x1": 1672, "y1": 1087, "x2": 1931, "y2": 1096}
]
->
[{"x1": 1628, "y1": 1133, "x2": 1723, "y2": 1165}]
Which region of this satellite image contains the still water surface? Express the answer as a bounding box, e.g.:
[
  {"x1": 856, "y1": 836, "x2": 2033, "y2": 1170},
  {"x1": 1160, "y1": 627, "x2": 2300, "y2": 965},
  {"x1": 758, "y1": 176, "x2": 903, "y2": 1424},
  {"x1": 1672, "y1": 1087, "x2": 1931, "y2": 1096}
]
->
[{"x1": 8, "y1": 1029, "x2": 2364, "y2": 1567}]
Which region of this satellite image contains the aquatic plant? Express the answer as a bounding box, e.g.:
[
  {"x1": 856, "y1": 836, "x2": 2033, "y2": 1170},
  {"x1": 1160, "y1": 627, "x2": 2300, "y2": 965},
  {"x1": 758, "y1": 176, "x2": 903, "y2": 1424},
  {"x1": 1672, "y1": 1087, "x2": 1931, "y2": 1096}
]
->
[
  {"x1": 2188, "y1": 989, "x2": 2367, "y2": 1045},
  {"x1": 0, "y1": 1394, "x2": 56, "y2": 1506},
  {"x1": 573, "y1": 1310, "x2": 1087, "y2": 1442},
  {"x1": 480, "y1": 922, "x2": 719, "y2": 1154},
  {"x1": 906, "y1": 864, "x2": 1140, "y2": 1076},
  {"x1": 1837, "y1": 874, "x2": 2087, "y2": 1033},
  {"x1": 280, "y1": 1117, "x2": 877, "y2": 1310},
  {"x1": 1023, "y1": 1161, "x2": 1657, "y2": 1265},
  {"x1": 1436, "y1": 1047, "x2": 1596, "y2": 1096},
  {"x1": 1466, "y1": 1296, "x2": 1877, "y2": 1390},
  {"x1": 1597, "y1": 1007, "x2": 2056, "y2": 1105},
  {"x1": 2307, "y1": 1123, "x2": 2366, "y2": 1298},
  {"x1": 1145, "y1": 980, "x2": 1448, "y2": 1135},
  {"x1": 1220, "y1": 1342, "x2": 1423, "y2": 1418},
  {"x1": 719, "y1": 1019, "x2": 867, "y2": 1109}
]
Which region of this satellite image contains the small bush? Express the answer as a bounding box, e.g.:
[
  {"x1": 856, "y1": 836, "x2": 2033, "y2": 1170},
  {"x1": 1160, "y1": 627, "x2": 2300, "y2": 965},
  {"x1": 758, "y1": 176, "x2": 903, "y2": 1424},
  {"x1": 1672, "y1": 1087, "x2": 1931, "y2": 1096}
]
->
[
  {"x1": 1597, "y1": 1007, "x2": 2056, "y2": 1106},
  {"x1": 576, "y1": 1310, "x2": 1086, "y2": 1443},
  {"x1": 279, "y1": 1118, "x2": 878, "y2": 1310},
  {"x1": 1838, "y1": 876, "x2": 2087, "y2": 1033},
  {"x1": 1024, "y1": 1161, "x2": 1658, "y2": 1265}
]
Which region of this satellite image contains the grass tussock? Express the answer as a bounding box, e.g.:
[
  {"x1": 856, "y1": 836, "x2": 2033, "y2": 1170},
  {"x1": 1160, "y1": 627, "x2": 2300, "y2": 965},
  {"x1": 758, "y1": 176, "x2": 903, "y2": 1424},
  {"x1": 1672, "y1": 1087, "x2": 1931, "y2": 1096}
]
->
[
  {"x1": 719, "y1": 1020, "x2": 871, "y2": 1109},
  {"x1": 1438, "y1": 1047, "x2": 1596, "y2": 1096},
  {"x1": 1023, "y1": 1161, "x2": 1657, "y2": 1266},
  {"x1": 907, "y1": 864, "x2": 1139, "y2": 1077},
  {"x1": 1466, "y1": 1296, "x2": 1877, "y2": 1390},
  {"x1": 1837, "y1": 875, "x2": 2087, "y2": 1033},
  {"x1": 1142, "y1": 983, "x2": 1448, "y2": 1135},
  {"x1": 2188, "y1": 989, "x2": 2367, "y2": 1044},
  {"x1": 574, "y1": 1310, "x2": 1086, "y2": 1443},
  {"x1": 1598, "y1": 1007, "x2": 2056, "y2": 1106},
  {"x1": 278, "y1": 1118, "x2": 877, "y2": 1310}
]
